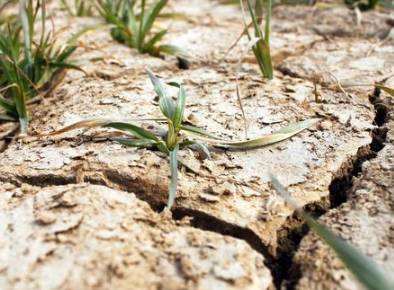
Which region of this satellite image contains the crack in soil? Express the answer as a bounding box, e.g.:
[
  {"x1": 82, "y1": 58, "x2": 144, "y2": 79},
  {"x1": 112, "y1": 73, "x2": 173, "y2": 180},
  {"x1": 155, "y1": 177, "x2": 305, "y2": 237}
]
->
[{"x1": 271, "y1": 88, "x2": 392, "y2": 290}]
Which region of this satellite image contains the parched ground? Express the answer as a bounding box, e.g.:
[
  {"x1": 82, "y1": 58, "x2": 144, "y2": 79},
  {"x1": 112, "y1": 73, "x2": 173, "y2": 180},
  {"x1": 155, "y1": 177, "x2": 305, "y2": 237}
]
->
[{"x1": 0, "y1": 1, "x2": 393, "y2": 289}]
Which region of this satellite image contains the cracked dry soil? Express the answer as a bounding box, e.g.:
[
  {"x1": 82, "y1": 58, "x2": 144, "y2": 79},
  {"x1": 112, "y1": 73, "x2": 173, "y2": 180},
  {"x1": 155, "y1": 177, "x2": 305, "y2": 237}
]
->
[{"x1": 0, "y1": 1, "x2": 394, "y2": 289}]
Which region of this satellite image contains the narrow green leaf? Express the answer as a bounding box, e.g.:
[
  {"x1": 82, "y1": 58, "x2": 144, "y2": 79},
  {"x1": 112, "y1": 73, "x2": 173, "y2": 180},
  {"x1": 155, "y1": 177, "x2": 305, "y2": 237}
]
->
[
  {"x1": 18, "y1": 0, "x2": 33, "y2": 71},
  {"x1": 157, "y1": 44, "x2": 189, "y2": 59},
  {"x1": 141, "y1": 0, "x2": 168, "y2": 44},
  {"x1": 0, "y1": 113, "x2": 17, "y2": 121},
  {"x1": 269, "y1": 174, "x2": 394, "y2": 290},
  {"x1": 146, "y1": 68, "x2": 174, "y2": 119},
  {"x1": 181, "y1": 124, "x2": 223, "y2": 139},
  {"x1": 142, "y1": 29, "x2": 167, "y2": 53},
  {"x1": 190, "y1": 119, "x2": 318, "y2": 148},
  {"x1": 115, "y1": 138, "x2": 158, "y2": 147},
  {"x1": 104, "y1": 122, "x2": 159, "y2": 141},
  {"x1": 374, "y1": 84, "x2": 394, "y2": 98},
  {"x1": 168, "y1": 81, "x2": 186, "y2": 130},
  {"x1": 0, "y1": 93, "x2": 17, "y2": 115},
  {"x1": 168, "y1": 143, "x2": 179, "y2": 210}
]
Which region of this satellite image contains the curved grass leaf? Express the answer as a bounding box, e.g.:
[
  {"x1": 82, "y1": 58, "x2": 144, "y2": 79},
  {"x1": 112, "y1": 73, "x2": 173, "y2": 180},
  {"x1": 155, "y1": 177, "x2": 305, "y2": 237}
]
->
[
  {"x1": 168, "y1": 81, "x2": 186, "y2": 129},
  {"x1": 240, "y1": 0, "x2": 273, "y2": 79},
  {"x1": 143, "y1": 29, "x2": 167, "y2": 53},
  {"x1": 39, "y1": 118, "x2": 170, "y2": 139},
  {"x1": 146, "y1": 68, "x2": 174, "y2": 119},
  {"x1": 168, "y1": 143, "x2": 179, "y2": 210},
  {"x1": 188, "y1": 119, "x2": 318, "y2": 148},
  {"x1": 157, "y1": 44, "x2": 189, "y2": 59},
  {"x1": 115, "y1": 138, "x2": 158, "y2": 147},
  {"x1": 0, "y1": 93, "x2": 17, "y2": 116},
  {"x1": 180, "y1": 124, "x2": 224, "y2": 140},
  {"x1": 374, "y1": 84, "x2": 394, "y2": 98},
  {"x1": 269, "y1": 174, "x2": 394, "y2": 290},
  {"x1": 104, "y1": 122, "x2": 159, "y2": 141},
  {"x1": 0, "y1": 113, "x2": 17, "y2": 121},
  {"x1": 141, "y1": 0, "x2": 169, "y2": 44}
]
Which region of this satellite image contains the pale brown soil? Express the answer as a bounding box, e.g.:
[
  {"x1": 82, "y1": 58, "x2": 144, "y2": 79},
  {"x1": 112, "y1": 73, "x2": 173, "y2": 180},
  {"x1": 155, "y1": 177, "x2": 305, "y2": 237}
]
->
[{"x1": 0, "y1": 1, "x2": 393, "y2": 289}]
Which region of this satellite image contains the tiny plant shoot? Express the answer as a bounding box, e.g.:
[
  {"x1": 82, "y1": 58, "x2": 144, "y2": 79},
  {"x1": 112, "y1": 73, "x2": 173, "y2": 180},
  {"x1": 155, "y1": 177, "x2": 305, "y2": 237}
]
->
[
  {"x1": 240, "y1": 0, "x2": 273, "y2": 79},
  {"x1": 269, "y1": 174, "x2": 394, "y2": 290},
  {"x1": 0, "y1": 0, "x2": 97, "y2": 134},
  {"x1": 96, "y1": 0, "x2": 188, "y2": 58},
  {"x1": 44, "y1": 69, "x2": 317, "y2": 209}
]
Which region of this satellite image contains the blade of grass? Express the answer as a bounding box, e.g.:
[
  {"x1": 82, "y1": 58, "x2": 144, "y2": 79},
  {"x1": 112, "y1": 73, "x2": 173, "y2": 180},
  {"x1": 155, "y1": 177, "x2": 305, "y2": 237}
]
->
[
  {"x1": 180, "y1": 124, "x2": 223, "y2": 139},
  {"x1": 168, "y1": 81, "x2": 186, "y2": 129},
  {"x1": 0, "y1": 113, "x2": 17, "y2": 121},
  {"x1": 146, "y1": 67, "x2": 174, "y2": 119},
  {"x1": 269, "y1": 174, "x2": 394, "y2": 290},
  {"x1": 157, "y1": 44, "x2": 189, "y2": 58},
  {"x1": 188, "y1": 119, "x2": 318, "y2": 148},
  {"x1": 168, "y1": 143, "x2": 179, "y2": 210},
  {"x1": 0, "y1": 92, "x2": 17, "y2": 116},
  {"x1": 115, "y1": 138, "x2": 158, "y2": 147},
  {"x1": 104, "y1": 122, "x2": 159, "y2": 141}
]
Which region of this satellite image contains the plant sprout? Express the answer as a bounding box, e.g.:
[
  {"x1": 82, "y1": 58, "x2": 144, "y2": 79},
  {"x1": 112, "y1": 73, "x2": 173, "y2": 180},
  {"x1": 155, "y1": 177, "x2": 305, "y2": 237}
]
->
[
  {"x1": 96, "y1": 0, "x2": 188, "y2": 58},
  {"x1": 0, "y1": 0, "x2": 98, "y2": 134},
  {"x1": 269, "y1": 174, "x2": 394, "y2": 290},
  {"x1": 240, "y1": 0, "x2": 273, "y2": 79},
  {"x1": 44, "y1": 68, "x2": 317, "y2": 209}
]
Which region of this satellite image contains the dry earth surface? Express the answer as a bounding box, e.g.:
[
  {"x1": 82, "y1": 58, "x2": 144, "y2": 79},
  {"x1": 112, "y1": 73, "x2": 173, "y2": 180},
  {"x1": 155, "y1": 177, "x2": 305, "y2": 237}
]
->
[{"x1": 0, "y1": 1, "x2": 393, "y2": 289}]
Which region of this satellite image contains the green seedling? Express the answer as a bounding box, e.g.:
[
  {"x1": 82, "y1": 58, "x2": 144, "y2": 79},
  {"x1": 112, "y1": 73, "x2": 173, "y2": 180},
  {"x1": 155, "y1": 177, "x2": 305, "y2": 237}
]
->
[
  {"x1": 60, "y1": 0, "x2": 94, "y2": 17},
  {"x1": 43, "y1": 68, "x2": 317, "y2": 209},
  {"x1": 239, "y1": 0, "x2": 273, "y2": 79},
  {"x1": 0, "y1": 0, "x2": 98, "y2": 134},
  {"x1": 96, "y1": 0, "x2": 187, "y2": 58},
  {"x1": 269, "y1": 174, "x2": 394, "y2": 290}
]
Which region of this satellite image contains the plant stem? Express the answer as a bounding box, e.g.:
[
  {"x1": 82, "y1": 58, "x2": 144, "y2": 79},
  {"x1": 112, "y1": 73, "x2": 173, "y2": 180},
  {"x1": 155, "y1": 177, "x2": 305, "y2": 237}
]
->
[
  {"x1": 265, "y1": 0, "x2": 271, "y2": 45},
  {"x1": 138, "y1": 0, "x2": 146, "y2": 50}
]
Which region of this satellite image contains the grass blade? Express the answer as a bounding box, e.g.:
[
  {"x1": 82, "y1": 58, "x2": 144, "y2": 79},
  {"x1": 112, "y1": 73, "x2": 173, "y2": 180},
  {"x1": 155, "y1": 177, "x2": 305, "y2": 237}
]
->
[
  {"x1": 374, "y1": 84, "x2": 394, "y2": 98},
  {"x1": 168, "y1": 81, "x2": 186, "y2": 129},
  {"x1": 189, "y1": 119, "x2": 318, "y2": 148},
  {"x1": 168, "y1": 143, "x2": 179, "y2": 210},
  {"x1": 146, "y1": 68, "x2": 174, "y2": 119},
  {"x1": 180, "y1": 125, "x2": 223, "y2": 139},
  {"x1": 0, "y1": 113, "x2": 17, "y2": 121},
  {"x1": 269, "y1": 174, "x2": 394, "y2": 290},
  {"x1": 142, "y1": 29, "x2": 167, "y2": 53},
  {"x1": 157, "y1": 44, "x2": 189, "y2": 58},
  {"x1": 0, "y1": 92, "x2": 17, "y2": 116},
  {"x1": 104, "y1": 122, "x2": 159, "y2": 141},
  {"x1": 141, "y1": 0, "x2": 169, "y2": 44},
  {"x1": 115, "y1": 138, "x2": 158, "y2": 147}
]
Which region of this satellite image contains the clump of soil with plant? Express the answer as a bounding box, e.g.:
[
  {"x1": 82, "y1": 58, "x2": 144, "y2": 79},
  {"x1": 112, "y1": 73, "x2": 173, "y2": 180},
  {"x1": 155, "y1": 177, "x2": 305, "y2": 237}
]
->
[{"x1": 0, "y1": 0, "x2": 393, "y2": 289}]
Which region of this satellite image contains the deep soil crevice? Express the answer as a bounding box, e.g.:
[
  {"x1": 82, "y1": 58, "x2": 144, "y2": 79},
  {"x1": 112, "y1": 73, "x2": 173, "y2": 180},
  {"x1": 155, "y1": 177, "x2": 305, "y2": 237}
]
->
[
  {"x1": 172, "y1": 207, "x2": 276, "y2": 264},
  {"x1": 272, "y1": 89, "x2": 392, "y2": 290}
]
